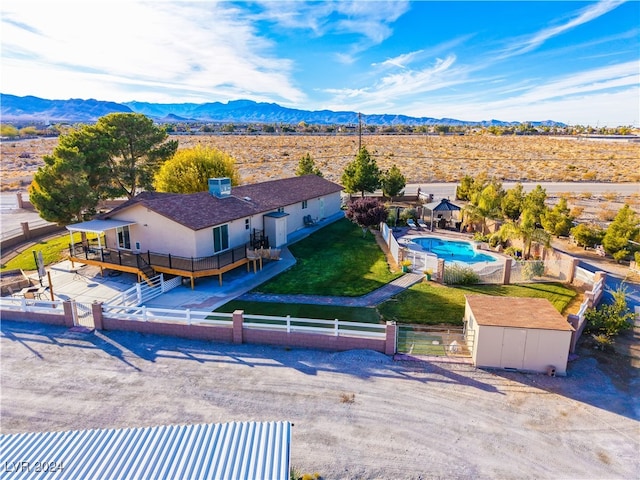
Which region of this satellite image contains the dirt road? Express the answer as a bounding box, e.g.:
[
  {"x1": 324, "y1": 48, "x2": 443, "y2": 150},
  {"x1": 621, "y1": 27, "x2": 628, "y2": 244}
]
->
[{"x1": 1, "y1": 321, "x2": 637, "y2": 479}]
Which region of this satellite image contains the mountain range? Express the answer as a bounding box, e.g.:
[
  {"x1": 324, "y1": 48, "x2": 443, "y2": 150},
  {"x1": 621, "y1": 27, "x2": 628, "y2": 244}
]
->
[{"x1": 0, "y1": 93, "x2": 563, "y2": 127}]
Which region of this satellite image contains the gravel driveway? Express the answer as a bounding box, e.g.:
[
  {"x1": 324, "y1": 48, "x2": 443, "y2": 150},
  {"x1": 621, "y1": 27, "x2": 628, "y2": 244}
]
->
[{"x1": 1, "y1": 320, "x2": 638, "y2": 480}]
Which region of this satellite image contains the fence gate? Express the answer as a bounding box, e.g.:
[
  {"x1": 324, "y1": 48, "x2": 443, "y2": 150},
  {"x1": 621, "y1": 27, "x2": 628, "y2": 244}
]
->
[
  {"x1": 397, "y1": 325, "x2": 473, "y2": 358},
  {"x1": 71, "y1": 301, "x2": 95, "y2": 329}
]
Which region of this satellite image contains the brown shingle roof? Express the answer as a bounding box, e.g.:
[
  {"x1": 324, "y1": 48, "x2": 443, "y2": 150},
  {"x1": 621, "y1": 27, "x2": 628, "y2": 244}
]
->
[
  {"x1": 465, "y1": 295, "x2": 574, "y2": 331},
  {"x1": 104, "y1": 175, "x2": 343, "y2": 231}
]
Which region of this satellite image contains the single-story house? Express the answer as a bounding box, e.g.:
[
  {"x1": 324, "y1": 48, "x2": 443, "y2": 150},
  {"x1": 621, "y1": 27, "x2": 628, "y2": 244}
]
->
[
  {"x1": 65, "y1": 175, "x2": 343, "y2": 285},
  {"x1": 98, "y1": 175, "x2": 343, "y2": 257},
  {"x1": 464, "y1": 295, "x2": 575, "y2": 376}
]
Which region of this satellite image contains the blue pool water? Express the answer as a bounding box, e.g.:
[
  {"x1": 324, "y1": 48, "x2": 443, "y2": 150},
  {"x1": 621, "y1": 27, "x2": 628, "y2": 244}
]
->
[{"x1": 411, "y1": 237, "x2": 497, "y2": 264}]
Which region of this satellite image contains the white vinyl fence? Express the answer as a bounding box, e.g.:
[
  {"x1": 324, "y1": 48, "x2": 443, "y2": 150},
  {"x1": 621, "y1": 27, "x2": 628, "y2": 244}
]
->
[{"x1": 243, "y1": 314, "x2": 386, "y2": 339}]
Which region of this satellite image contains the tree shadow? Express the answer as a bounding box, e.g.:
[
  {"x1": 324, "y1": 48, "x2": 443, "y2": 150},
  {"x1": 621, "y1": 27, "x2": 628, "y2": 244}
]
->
[{"x1": 1, "y1": 321, "x2": 500, "y2": 394}]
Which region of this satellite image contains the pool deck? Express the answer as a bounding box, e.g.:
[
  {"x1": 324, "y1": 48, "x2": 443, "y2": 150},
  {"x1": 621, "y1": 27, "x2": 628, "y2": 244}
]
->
[{"x1": 394, "y1": 226, "x2": 509, "y2": 270}]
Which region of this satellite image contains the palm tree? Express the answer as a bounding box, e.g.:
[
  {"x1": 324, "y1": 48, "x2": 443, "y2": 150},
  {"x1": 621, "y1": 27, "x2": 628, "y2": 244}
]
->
[
  {"x1": 462, "y1": 183, "x2": 503, "y2": 234},
  {"x1": 498, "y1": 209, "x2": 551, "y2": 259}
]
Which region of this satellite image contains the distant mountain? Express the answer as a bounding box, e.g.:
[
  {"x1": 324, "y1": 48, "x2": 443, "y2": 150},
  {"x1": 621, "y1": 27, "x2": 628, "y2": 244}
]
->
[
  {"x1": 0, "y1": 93, "x2": 564, "y2": 127},
  {"x1": 1, "y1": 94, "x2": 132, "y2": 122}
]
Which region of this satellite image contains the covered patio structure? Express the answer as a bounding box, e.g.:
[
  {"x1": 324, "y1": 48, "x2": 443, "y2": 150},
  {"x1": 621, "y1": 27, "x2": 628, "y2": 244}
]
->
[{"x1": 421, "y1": 198, "x2": 462, "y2": 231}]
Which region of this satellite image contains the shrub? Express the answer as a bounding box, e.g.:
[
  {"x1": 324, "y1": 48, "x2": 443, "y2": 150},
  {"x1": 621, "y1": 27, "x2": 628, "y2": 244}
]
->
[
  {"x1": 584, "y1": 287, "x2": 635, "y2": 337},
  {"x1": 521, "y1": 260, "x2": 545, "y2": 279},
  {"x1": 399, "y1": 207, "x2": 417, "y2": 224},
  {"x1": 444, "y1": 263, "x2": 480, "y2": 285}
]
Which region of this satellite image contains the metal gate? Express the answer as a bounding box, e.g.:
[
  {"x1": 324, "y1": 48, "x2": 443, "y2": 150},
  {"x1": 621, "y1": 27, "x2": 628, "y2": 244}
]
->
[
  {"x1": 397, "y1": 325, "x2": 474, "y2": 357},
  {"x1": 71, "y1": 301, "x2": 95, "y2": 329}
]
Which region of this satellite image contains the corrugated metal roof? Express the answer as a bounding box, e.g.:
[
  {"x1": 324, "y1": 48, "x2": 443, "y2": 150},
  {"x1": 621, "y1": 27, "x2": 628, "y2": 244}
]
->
[{"x1": 0, "y1": 421, "x2": 291, "y2": 480}]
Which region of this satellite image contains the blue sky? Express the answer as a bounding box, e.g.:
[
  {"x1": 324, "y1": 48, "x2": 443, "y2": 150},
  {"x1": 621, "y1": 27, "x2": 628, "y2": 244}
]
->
[{"x1": 1, "y1": 0, "x2": 638, "y2": 126}]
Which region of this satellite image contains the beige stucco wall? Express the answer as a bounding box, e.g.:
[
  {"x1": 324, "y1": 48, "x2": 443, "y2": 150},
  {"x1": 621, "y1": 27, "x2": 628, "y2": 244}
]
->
[
  {"x1": 105, "y1": 190, "x2": 342, "y2": 257},
  {"x1": 465, "y1": 300, "x2": 571, "y2": 375},
  {"x1": 107, "y1": 205, "x2": 197, "y2": 257}
]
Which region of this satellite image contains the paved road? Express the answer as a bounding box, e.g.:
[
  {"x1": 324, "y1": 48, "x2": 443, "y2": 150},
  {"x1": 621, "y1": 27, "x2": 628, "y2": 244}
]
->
[{"x1": 404, "y1": 182, "x2": 639, "y2": 199}]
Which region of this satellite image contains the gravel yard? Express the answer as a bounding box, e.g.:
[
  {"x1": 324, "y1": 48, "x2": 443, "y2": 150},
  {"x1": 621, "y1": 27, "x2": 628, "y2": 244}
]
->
[{"x1": 1, "y1": 321, "x2": 638, "y2": 479}]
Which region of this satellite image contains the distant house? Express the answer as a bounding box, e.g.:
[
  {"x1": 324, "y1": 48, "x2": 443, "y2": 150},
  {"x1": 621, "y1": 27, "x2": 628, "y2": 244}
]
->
[{"x1": 66, "y1": 175, "x2": 343, "y2": 285}]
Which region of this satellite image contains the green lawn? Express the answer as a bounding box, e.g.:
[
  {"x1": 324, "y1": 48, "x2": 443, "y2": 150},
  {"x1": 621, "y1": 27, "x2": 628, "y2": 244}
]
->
[
  {"x1": 377, "y1": 282, "x2": 578, "y2": 326},
  {"x1": 255, "y1": 218, "x2": 402, "y2": 296},
  {"x1": 1, "y1": 232, "x2": 84, "y2": 271},
  {"x1": 217, "y1": 300, "x2": 381, "y2": 323}
]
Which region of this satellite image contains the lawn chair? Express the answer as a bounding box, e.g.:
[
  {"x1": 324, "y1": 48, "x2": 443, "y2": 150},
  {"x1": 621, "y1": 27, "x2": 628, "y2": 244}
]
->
[
  {"x1": 6, "y1": 286, "x2": 23, "y2": 298},
  {"x1": 407, "y1": 219, "x2": 417, "y2": 229},
  {"x1": 417, "y1": 219, "x2": 428, "y2": 229}
]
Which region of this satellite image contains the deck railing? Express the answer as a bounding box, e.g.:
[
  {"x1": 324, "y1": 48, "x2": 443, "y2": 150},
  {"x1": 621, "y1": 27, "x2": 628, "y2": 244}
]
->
[{"x1": 69, "y1": 244, "x2": 248, "y2": 273}]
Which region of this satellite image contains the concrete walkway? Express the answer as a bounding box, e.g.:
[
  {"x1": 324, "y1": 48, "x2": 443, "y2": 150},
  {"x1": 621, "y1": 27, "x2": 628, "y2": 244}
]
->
[{"x1": 238, "y1": 272, "x2": 425, "y2": 307}]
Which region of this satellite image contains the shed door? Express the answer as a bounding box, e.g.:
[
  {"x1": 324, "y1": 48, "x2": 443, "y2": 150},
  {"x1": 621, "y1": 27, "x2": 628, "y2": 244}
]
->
[{"x1": 500, "y1": 328, "x2": 527, "y2": 369}]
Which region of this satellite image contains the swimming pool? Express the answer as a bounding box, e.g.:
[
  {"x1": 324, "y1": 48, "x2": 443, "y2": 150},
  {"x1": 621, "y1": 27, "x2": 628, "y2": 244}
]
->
[{"x1": 410, "y1": 237, "x2": 497, "y2": 264}]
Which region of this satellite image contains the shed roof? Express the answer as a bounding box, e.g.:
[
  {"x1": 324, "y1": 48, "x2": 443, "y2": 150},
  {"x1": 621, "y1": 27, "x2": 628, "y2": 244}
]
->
[
  {"x1": 465, "y1": 295, "x2": 574, "y2": 331},
  {"x1": 103, "y1": 175, "x2": 343, "y2": 231},
  {"x1": 0, "y1": 421, "x2": 291, "y2": 480}
]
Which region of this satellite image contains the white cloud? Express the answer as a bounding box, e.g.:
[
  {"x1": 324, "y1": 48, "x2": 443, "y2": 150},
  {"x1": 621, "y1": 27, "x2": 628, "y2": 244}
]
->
[
  {"x1": 0, "y1": 0, "x2": 306, "y2": 103},
  {"x1": 500, "y1": 0, "x2": 627, "y2": 57}
]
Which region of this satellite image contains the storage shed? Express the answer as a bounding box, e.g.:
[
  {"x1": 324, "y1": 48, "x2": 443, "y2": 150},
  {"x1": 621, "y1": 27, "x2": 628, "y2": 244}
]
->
[{"x1": 464, "y1": 296, "x2": 574, "y2": 376}]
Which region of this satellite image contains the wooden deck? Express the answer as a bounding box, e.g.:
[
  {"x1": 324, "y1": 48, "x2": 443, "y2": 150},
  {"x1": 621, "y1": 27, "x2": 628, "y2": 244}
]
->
[{"x1": 68, "y1": 246, "x2": 262, "y2": 289}]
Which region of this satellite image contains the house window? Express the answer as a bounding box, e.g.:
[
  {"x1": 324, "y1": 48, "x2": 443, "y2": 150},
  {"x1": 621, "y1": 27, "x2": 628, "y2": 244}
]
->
[
  {"x1": 245, "y1": 219, "x2": 250, "y2": 230},
  {"x1": 277, "y1": 207, "x2": 284, "y2": 213},
  {"x1": 302, "y1": 200, "x2": 308, "y2": 209},
  {"x1": 213, "y1": 224, "x2": 229, "y2": 253},
  {"x1": 116, "y1": 226, "x2": 131, "y2": 250}
]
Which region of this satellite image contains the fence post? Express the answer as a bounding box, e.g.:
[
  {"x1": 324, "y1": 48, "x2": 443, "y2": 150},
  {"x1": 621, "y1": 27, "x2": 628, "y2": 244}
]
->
[
  {"x1": 436, "y1": 259, "x2": 445, "y2": 284},
  {"x1": 136, "y1": 283, "x2": 142, "y2": 304},
  {"x1": 567, "y1": 314, "x2": 580, "y2": 354},
  {"x1": 92, "y1": 301, "x2": 104, "y2": 330},
  {"x1": 502, "y1": 257, "x2": 513, "y2": 285},
  {"x1": 186, "y1": 309, "x2": 191, "y2": 326},
  {"x1": 21, "y1": 222, "x2": 30, "y2": 241},
  {"x1": 568, "y1": 258, "x2": 580, "y2": 284},
  {"x1": 62, "y1": 300, "x2": 75, "y2": 327},
  {"x1": 385, "y1": 321, "x2": 397, "y2": 355},
  {"x1": 233, "y1": 310, "x2": 244, "y2": 344},
  {"x1": 334, "y1": 319, "x2": 339, "y2": 337},
  {"x1": 286, "y1": 315, "x2": 291, "y2": 334}
]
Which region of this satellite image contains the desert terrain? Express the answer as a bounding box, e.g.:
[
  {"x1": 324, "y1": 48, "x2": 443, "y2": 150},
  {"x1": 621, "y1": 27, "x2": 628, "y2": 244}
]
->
[
  {"x1": 2, "y1": 134, "x2": 639, "y2": 192},
  {"x1": 1, "y1": 321, "x2": 638, "y2": 480}
]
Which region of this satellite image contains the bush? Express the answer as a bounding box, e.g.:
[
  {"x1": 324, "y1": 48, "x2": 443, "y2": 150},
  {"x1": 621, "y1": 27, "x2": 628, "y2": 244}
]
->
[
  {"x1": 521, "y1": 260, "x2": 545, "y2": 279},
  {"x1": 399, "y1": 208, "x2": 417, "y2": 224},
  {"x1": 584, "y1": 287, "x2": 635, "y2": 337},
  {"x1": 570, "y1": 223, "x2": 605, "y2": 249},
  {"x1": 591, "y1": 334, "x2": 615, "y2": 352},
  {"x1": 444, "y1": 263, "x2": 480, "y2": 285}
]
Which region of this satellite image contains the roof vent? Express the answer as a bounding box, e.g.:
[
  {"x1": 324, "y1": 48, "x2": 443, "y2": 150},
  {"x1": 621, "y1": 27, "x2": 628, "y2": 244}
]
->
[{"x1": 208, "y1": 178, "x2": 231, "y2": 198}]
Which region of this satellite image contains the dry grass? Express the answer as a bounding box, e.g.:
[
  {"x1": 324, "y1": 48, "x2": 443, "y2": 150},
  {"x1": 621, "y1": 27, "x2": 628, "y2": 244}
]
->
[
  {"x1": 339, "y1": 392, "x2": 356, "y2": 404},
  {"x1": 1, "y1": 134, "x2": 639, "y2": 191}
]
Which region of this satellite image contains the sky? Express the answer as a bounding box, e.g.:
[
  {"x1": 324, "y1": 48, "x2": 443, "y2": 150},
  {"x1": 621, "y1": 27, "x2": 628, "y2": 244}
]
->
[{"x1": 1, "y1": 0, "x2": 638, "y2": 126}]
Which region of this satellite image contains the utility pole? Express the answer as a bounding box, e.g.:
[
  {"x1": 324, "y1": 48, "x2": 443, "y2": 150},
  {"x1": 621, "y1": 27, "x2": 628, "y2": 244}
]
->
[{"x1": 358, "y1": 112, "x2": 362, "y2": 151}]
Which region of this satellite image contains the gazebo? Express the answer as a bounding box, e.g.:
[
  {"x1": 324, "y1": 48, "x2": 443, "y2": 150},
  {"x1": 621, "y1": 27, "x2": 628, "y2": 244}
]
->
[{"x1": 422, "y1": 198, "x2": 461, "y2": 231}]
